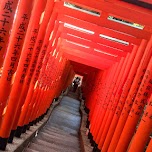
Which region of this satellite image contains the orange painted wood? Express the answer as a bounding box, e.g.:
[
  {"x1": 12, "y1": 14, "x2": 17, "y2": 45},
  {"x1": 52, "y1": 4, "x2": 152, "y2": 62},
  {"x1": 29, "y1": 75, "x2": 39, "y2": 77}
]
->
[
  {"x1": 115, "y1": 56, "x2": 152, "y2": 152},
  {"x1": 108, "y1": 36, "x2": 152, "y2": 151},
  {"x1": 128, "y1": 94, "x2": 152, "y2": 152},
  {"x1": 0, "y1": 0, "x2": 35, "y2": 129},
  {"x1": 146, "y1": 139, "x2": 152, "y2": 152},
  {"x1": 0, "y1": 0, "x2": 47, "y2": 137},
  {"x1": 17, "y1": 0, "x2": 56, "y2": 128},
  {"x1": 99, "y1": 46, "x2": 137, "y2": 151},
  {"x1": 102, "y1": 40, "x2": 147, "y2": 152},
  {"x1": 0, "y1": 0, "x2": 19, "y2": 67},
  {"x1": 96, "y1": 54, "x2": 129, "y2": 146}
]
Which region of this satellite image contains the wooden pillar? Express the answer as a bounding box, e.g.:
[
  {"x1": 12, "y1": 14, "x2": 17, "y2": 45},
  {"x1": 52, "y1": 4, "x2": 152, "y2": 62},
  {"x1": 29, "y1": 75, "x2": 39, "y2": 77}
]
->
[
  {"x1": 115, "y1": 56, "x2": 152, "y2": 152},
  {"x1": 0, "y1": 0, "x2": 19, "y2": 67},
  {"x1": 146, "y1": 139, "x2": 152, "y2": 152},
  {"x1": 0, "y1": 0, "x2": 47, "y2": 144},
  {"x1": 108, "y1": 36, "x2": 152, "y2": 151},
  {"x1": 100, "y1": 45, "x2": 137, "y2": 151},
  {"x1": 128, "y1": 94, "x2": 152, "y2": 152},
  {"x1": 94, "y1": 57, "x2": 125, "y2": 145},
  {"x1": 0, "y1": 0, "x2": 35, "y2": 150},
  {"x1": 102, "y1": 40, "x2": 147, "y2": 152},
  {"x1": 96, "y1": 54, "x2": 130, "y2": 148},
  {"x1": 90, "y1": 64, "x2": 118, "y2": 139},
  {"x1": 14, "y1": 0, "x2": 55, "y2": 138}
]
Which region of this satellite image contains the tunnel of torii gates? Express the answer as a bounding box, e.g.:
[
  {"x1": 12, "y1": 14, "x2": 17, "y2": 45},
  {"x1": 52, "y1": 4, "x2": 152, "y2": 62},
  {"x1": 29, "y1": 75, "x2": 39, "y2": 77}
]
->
[{"x1": 0, "y1": 0, "x2": 152, "y2": 151}]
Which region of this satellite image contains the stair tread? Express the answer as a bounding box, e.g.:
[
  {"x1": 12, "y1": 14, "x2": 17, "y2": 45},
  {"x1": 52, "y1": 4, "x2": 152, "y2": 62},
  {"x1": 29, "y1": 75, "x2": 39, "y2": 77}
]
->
[
  {"x1": 40, "y1": 129, "x2": 79, "y2": 141},
  {"x1": 28, "y1": 143, "x2": 58, "y2": 152},
  {"x1": 39, "y1": 131, "x2": 79, "y2": 143},
  {"x1": 36, "y1": 133, "x2": 80, "y2": 148},
  {"x1": 24, "y1": 148, "x2": 39, "y2": 152},
  {"x1": 48, "y1": 123, "x2": 79, "y2": 135},
  {"x1": 31, "y1": 138, "x2": 80, "y2": 152}
]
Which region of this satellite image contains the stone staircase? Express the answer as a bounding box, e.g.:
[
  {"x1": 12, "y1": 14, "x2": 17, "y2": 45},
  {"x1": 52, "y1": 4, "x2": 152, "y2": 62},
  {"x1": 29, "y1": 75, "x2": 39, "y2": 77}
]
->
[{"x1": 24, "y1": 95, "x2": 81, "y2": 152}]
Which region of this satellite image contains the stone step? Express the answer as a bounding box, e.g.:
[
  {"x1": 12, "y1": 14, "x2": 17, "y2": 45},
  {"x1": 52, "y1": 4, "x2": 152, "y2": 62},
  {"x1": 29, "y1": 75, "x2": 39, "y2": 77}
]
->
[
  {"x1": 43, "y1": 126, "x2": 79, "y2": 138},
  {"x1": 35, "y1": 133, "x2": 80, "y2": 150},
  {"x1": 43, "y1": 125, "x2": 69, "y2": 134},
  {"x1": 53, "y1": 106, "x2": 80, "y2": 115},
  {"x1": 40, "y1": 129, "x2": 79, "y2": 142},
  {"x1": 48, "y1": 123, "x2": 78, "y2": 135},
  {"x1": 24, "y1": 148, "x2": 39, "y2": 152},
  {"x1": 62, "y1": 96, "x2": 80, "y2": 104},
  {"x1": 60, "y1": 103, "x2": 80, "y2": 111},
  {"x1": 31, "y1": 138, "x2": 79, "y2": 152},
  {"x1": 48, "y1": 117, "x2": 81, "y2": 131},
  {"x1": 38, "y1": 131, "x2": 79, "y2": 146},
  {"x1": 43, "y1": 126, "x2": 69, "y2": 134},
  {"x1": 28, "y1": 143, "x2": 58, "y2": 152},
  {"x1": 51, "y1": 107, "x2": 80, "y2": 117},
  {"x1": 24, "y1": 95, "x2": 81, "y2": 152}
]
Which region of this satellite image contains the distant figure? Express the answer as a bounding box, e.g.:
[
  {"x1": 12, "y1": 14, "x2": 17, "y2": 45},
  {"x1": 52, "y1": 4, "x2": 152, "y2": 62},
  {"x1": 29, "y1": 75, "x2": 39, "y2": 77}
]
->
[{"x1": 73, "y1": 77, "x2": 80, "y2": 92}]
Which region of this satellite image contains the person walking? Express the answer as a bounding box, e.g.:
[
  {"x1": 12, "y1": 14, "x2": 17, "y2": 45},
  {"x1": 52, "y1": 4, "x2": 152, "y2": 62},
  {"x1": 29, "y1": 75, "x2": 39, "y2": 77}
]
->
[{"x1": 73, "y1": 77, "x2": 80, "y2": 92}]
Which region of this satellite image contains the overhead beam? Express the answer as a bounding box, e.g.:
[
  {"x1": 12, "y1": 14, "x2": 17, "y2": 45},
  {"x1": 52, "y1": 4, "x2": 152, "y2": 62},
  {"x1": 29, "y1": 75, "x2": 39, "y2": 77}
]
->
[
  {"x1": 60, "y1": 47, "x2": 117, "y2": 66},
  {"x1": 63, "y1": 52, "x2": 110, "y2": 70},
  {"x1": 71, "y1": 61, "x2": 98, "y2": 69},
  {"x1": 72, "y1": 68, "x2": 95, "y2": 75},
  {"x1": 54, "y1": 2, "x2": 151, "y2": 39},
  {"x1": 57, "y1": 14, "x2": 141, "y2": 45},
  {"x1": 62, "y1": 0, "x2": 152, "y2": 27},
  {"x1": 60, "y1": 33, "x2": 128, "y2": 57},
  {"x1": 58, "y1": 25, "x2": 134, "y2": 52},
  {"x1": 60, "y1": 39, "x2": 122, "y2": 62}
]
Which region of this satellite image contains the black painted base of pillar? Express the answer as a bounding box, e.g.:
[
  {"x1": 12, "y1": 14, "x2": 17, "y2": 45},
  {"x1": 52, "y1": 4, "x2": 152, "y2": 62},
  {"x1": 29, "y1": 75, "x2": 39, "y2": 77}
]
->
[
  {"x1": 84, "y1": 106, "x2": 90, "y2": 114},
  {"x1": 22, "y1": 125, "x2": 28, "y2": 133},
  {"x1": 36, "y1": 117, "x2": 39, "y2": 123},
  {"x1": 39, "y1": 115, "x2": 44, "y2": 121},
  {"x1": 91, "y1": 139, "x2": 95, "y2": 147},
  {"x1": 93, "y1": 143, "x2": 100, "y2": 152},
  {"x1": 39, "y1": 116, "x2": 42, "y2": 121},
  {"x1": 37, "y1": 117, "x2": 41, "y2": 122},
  {"x1": 91, "y1": 141, "x2": 96, "y2": 147},
  {"x1": 45, "y1": 109, "x2": 49, "y2": 115},
  {"x1": 54, "y1": 97, "x2": 58, "y2": 101},
  {"x1": 88, "y1": 132, "x2": 92, "y2": 139},
  {"x1": 86, "y1": 119, "x2": 90, "y2": 128},
  {"x1": 33, "y1": 119, "x2": 37, "y2": 125},
  {"x1": 15, "y1": 126, "x2": 23, "y2": 138},
  {"x1": 88, "y1": 132, "x2": 94, "y2": 146},
  {"x1": 37, "y1": 117, "x2": 40, "y2": 122},
  {"x1": 29, "y1": 121, "x2": 33, "y2": 126},
  {"x1": 0, "y1": 137, "x2": 8, "y2": 150},
  {"x1": 82, "y1": 96, "x2": 85, "y2": 100},
  {"x1": 44, "y1": 112, "x2": 47, "y2": 116},
  {"x1": 8, "y1": 130, "x2": 16, "y2": 143},
  {"x1": 26, "y1": 124, "x2": 30, "y2": 130}
]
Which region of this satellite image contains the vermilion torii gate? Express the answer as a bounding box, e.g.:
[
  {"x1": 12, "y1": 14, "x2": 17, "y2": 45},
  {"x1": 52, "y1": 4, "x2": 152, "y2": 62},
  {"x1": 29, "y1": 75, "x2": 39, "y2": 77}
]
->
[{"x1": 0, "y1": 0, "x2": 152, "y2": 151}]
